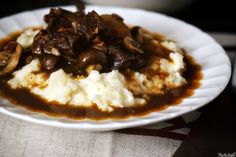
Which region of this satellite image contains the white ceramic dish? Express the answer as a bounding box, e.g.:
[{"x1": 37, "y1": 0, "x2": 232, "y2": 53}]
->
[{"x1": 0, "y1": 6, "x2": 231, "y2": 131}]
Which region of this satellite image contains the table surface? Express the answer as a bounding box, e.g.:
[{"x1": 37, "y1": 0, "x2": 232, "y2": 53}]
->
[{"x1": 0, "y1": 0, "x2": 236, "y2": 156}]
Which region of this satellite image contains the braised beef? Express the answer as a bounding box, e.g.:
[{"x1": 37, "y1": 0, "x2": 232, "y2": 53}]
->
[
  {"x1": 20, "y1": 6, "x2": 147, "y2": 75},
  {"x1": 101, "y1": 14, "x2": 131, "y2": 41},
  {"x1": 33, "y1": 8, "x2": 105, "y2": 57},
  {"x1": 131, "y1": 54, "x2": 146, "y2": 70},
  {"x1": 107, "y1": 46, "x2": 133, "y2": 70},
  {"x1": 49, "y1": 32, "x2": 89, "y2": 55},
  {"x1": 85, "y1": 11, "x2": 107, "y2": 40},
  {"x1": 32, "y1": 30, "x2": 49, "y2": 55},
  {"x1": 44, "y1": 8, "x2": 79, "y2": 33},
  {"x1": 108, "y1": 45, "x2": 146, "y2": 70}
]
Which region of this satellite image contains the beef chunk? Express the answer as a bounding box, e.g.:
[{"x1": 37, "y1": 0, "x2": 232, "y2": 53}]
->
[
  {"x1": 32, "y1": 30, "x2": 49, "y2": 55},
  {"x1": 107, "y1": 45, "x2": 146, "y2": 70},
  {"x1": 107, "y1": 46, "x2": 134, "y2": 70},
  {"x1": 48, "y1": 31, "x2": 90, "y2": 55},
  {"x1": 31, "y1": 6, "x2": 146, "y2": 74},
  {"x1": 101, "y1": 14, "x2": 131, "y2": 41},
  {"x1": 85, "y1": 11, "x2": 107, "y2": 40},
  {"x1": 44, "y1": 8, "x2": 79, "y2": 32},
  {"x1": 32, "y1": 8, "x2": 107, "y2": 61}
]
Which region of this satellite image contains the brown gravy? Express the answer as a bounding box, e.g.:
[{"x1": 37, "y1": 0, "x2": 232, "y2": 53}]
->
[{"x1": 0, "y1": 31, "x2": 202, "y2": 120}]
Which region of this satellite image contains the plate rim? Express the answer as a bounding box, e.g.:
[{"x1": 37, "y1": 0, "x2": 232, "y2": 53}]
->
[{"x1": 0, "y1": 5, "x2": 232, "y2": 131}]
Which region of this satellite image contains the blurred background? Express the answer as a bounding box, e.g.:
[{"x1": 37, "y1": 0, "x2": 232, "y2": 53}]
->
[{"x1": 0, "y1": 0, "x2": 235, "y2": 32}]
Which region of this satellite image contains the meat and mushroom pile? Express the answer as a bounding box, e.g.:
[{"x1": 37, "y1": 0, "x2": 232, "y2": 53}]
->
[{"x1": 0, "y1": 6, "x2": 148, "y2": 77}]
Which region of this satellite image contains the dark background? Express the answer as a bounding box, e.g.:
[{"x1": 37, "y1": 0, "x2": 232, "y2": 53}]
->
[{"x1": 0, "y1": 0, "x2": 236, "y2": 33}]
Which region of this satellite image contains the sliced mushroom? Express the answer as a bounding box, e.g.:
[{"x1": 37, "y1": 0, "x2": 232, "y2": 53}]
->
[
  {"x1": 77, "y1": 48, "x2": 107, "y2": 72},
  {"x1": 4, "y1": 41, "x2": 18, "y2": 53},
  {"x1": 0, "y1": 53, "x2": 11, "y2": 67},
  {"x1": 101, "y1": 14, "x2": 131, "y2": 40},
  {"x1": 39, "y1": 53, "x2": 59, "y2": 71},
  {"x1": 123, "y1": 36, "x2": 144, "y2": 54},
  {"x1": 0, "y1": 42, "x2": 22, "y2": 77},
  {"x1": 131, "y1": 26, "x2": 145, "y2": 43}
]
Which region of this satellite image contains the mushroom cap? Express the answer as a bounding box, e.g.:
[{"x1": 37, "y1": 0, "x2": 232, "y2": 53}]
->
[
  {"x1": 0, "y1": 42, "x2": 22, "y2": 77},
  {"x1": 123, "y1": 36, "x2": 144, "y2": 54},
  {"x1": 77, "y1": 48, "x2": 107, "y2": 72}
]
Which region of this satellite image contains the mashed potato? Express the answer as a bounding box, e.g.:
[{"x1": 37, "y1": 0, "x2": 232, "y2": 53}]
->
[
  {"x1": 160, "y1": 52, "x2": 187, "y2": 88},
  {"x1": 8, "y1": 37, "x2": 187, "y2": 112},
  {"x1": 16, "y1": 28, "x2": 39, "y2": 48},
  {"x1": 126, "y1": 52, "x2": 187, "y2": 95},
  {"x1": 160, "y1": 52, "x2": 185, "y2": 73},
  {"x1": 161, "y1": 41, "x2": 181, "y2": 52},
  {"x1": 8, "y1": 59, "x2": 146, "y2": 112}
]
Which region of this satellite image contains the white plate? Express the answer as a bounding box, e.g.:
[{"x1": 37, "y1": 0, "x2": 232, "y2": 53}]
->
[{"x1": 0, "y1": 6, "x2": 231, "y2": 131}]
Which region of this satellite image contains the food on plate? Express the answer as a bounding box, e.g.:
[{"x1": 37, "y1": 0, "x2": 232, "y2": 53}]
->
[{"x1": 0, "y1": 5, "x2": 202, "y2": 119}]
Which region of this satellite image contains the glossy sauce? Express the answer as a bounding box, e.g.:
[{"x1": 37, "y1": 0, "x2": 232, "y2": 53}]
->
[{"x1": 0, "y1": 31, "x2": 202, "y2": 120}]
